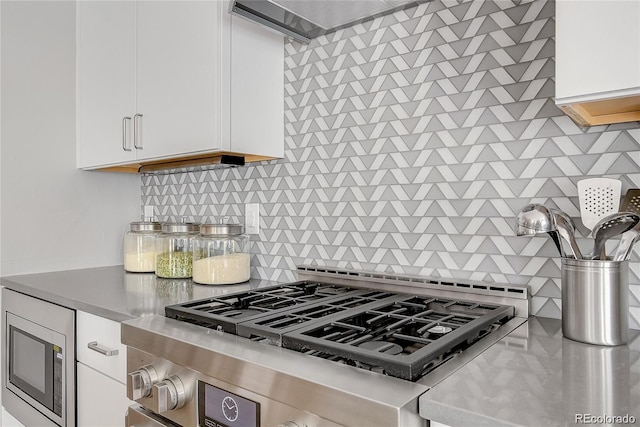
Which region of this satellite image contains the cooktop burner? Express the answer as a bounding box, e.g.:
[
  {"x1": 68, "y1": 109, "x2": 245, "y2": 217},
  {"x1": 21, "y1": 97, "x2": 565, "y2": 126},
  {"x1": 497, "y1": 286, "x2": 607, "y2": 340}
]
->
[
  {"x1": 224, "y1": 308, "x2": 264, "y2": 319},
  {"x1": 165, "y1": 281, "x2": 362, "y2": 334},
  {"x1": 281, "y1": 295, "x2": 513, "y2": 380},
  {"x1": 165, "y1": 281, "x2": 515, "y2": 381},
  {"x1": 358, "y1": 341, "x2": 403, "y2": 354}
]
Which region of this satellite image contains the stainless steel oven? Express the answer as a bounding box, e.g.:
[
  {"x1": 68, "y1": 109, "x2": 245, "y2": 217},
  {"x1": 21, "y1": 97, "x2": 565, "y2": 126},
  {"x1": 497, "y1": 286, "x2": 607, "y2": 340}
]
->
[{"x1": 2, "y1": 288, "x2": 75, "y2": 427}]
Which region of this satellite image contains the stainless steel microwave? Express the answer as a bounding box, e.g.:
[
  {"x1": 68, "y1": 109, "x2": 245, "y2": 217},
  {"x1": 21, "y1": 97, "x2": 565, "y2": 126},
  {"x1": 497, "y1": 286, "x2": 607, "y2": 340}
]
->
[{"x1": 2, "y1": 288, "x2": 75, "y2": 427}]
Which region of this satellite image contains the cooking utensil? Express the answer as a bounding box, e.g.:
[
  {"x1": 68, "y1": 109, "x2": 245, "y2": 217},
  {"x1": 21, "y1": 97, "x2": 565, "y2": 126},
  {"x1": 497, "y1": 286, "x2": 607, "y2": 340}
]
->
[
  {"x1": 550, "y1": 208, "x2": 582, "y2": 259},
  {"x1": 611, "y1": 190, "x2": 640, "y2": 260},
  {"x1": 577, "y1": 178, "x2": 622, "y2": 232},
  {"x1": 619, "y1": 188, "x2": 640, "y2": 218},
  {"x1": 613, "y1": 229, "x2": 640, "y2": 261},
  {"x1": 590, "y1": 212, "x2": 640, "y2": 260},
  {"x1": 515, "y1": 204, "x2": 564, "y2": 257}
]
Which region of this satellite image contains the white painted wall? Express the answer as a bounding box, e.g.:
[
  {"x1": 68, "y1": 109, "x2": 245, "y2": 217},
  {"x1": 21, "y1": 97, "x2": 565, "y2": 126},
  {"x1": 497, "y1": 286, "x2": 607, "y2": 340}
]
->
[{"x1": 0, "y1": 1, "x2": 140, "y2": 276}]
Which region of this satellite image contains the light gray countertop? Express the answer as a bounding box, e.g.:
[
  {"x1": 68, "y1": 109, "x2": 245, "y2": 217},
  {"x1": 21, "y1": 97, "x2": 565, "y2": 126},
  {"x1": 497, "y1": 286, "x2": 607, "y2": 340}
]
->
[
  {"x1": 4, "y1": 266, "x2": 640, "y2": 426},
  {"x1": 0, "y1": 265, "x2": 278, "y2": 322},
  {"x1": 420, "y1": 317, "x2": 640, "y2": 427}
]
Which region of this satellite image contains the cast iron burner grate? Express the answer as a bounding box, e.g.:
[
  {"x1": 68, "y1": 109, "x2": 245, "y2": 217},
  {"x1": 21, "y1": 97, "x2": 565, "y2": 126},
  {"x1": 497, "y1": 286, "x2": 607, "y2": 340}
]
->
[
  {"x1": 165, "y1": 282, "x2": 515, "y2": 382},
  {"x1": 237, "y1": 290, "x2": 399, "y2": 342},
  {"x1": 299, "y1": 327, "x2": 496, "y2": 378},
  {"x1": 281, "y1": 295, "x2": 514, "y2": 381},
  {"x1": 165, "y1": 281, "x2": 363, "y2": 334}
]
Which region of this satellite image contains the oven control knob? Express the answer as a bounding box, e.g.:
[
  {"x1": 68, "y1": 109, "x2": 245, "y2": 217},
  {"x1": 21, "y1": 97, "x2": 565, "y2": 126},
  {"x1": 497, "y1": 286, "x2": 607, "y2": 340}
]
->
[
  {"x1": 153, "y1": 375, "x2": 186, "y2": 413},
  {"x1": 277, "y1": 423, "x2": 300, "y2": 427},
  {"x1": 127, "y1": 365, "x2": 159, "y2": 400}
]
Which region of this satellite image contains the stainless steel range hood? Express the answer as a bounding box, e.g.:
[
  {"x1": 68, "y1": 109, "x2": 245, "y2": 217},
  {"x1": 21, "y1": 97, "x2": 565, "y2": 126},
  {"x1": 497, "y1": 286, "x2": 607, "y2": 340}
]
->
[{"x1": 230, "y1": 0, "x2": 427, "y2": 44}]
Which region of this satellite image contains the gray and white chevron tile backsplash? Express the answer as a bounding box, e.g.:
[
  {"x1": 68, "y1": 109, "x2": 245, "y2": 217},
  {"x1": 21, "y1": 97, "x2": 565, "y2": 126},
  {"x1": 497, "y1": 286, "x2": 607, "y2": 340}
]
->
[{"x1": 142, "y1": 0, "x2": 640, "y2": 327}]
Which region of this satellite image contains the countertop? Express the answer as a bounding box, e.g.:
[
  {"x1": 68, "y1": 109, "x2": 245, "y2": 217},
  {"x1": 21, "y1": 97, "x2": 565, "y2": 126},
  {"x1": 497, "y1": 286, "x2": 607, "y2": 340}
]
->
[
  {"x1": 0, "y1": 265, "x2": 278, "y2": 322},
  {"x1": 3, "y1": 266, "x2": 640, "y2": 426},
  {"x1": 420, "y1": 317, "x2": 640, "y2": 427}
]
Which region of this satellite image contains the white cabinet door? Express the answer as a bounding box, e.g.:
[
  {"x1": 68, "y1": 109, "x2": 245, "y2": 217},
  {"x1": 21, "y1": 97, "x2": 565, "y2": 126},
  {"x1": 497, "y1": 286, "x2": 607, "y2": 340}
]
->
[
  {"x1": 77, "y1": 0, "x2": 284, "y2": 170},
  {"x1": 77, "y1": 1, "x2": 137, "y2": 168},
  {"x1": 76, "y1": 312, "x2": 132, "y2": 426},
  {"x1": 555, "y1": 0, "x2": 640, "y2": 126},
  {"x1": 556, "y1": 0, "x2": 640, "y2": 103},
  {"x1": 77, "y1": 363, "x2": 132, "y2": 427},
  {"x1": 76, "y1": 311, "x2": 127, "y2": 383},
  {"x1": 136, "y1": 1, "x2": 223, "y2": 160},
  {"x1": 229, "y1": 15, "x2": 284, "y2": 158}
]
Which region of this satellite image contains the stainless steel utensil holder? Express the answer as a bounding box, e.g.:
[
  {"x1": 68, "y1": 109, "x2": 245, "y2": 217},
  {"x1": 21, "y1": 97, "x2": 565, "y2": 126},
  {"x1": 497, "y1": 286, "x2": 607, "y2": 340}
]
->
[{"x1": 561, "y1": 258, "x2": 629, "y2": 346}]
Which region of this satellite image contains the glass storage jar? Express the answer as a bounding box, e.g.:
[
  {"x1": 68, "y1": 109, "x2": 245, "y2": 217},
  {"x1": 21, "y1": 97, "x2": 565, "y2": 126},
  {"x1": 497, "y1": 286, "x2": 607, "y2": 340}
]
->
[
  {"x1": 155, "y1": 222, "x2": 200, "y2": 278},
  {"x1": 193, "y1": 224, "x2": 250, "y2": 285},
  {"x1": 124, "y1": 221, "x2": 162, "y2": 273}
]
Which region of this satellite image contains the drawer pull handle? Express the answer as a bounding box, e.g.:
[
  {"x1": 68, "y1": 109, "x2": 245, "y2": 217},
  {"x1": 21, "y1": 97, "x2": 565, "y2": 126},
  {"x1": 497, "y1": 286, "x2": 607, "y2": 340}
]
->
[{"x1": 88, "y1": 341, "x2": 119, "y2": 356}]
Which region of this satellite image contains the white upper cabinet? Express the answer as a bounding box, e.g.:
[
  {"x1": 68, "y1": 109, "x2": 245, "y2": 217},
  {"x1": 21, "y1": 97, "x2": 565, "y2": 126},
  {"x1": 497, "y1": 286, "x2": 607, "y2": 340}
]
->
[
  {"x1": 77, "y1": 1, "x2": 284, "y2": 171},
  {"x1": 77, "y1": 1, "x2": 137, "y2": 167},
  {"x1": 135, "y1": 1, "x2": 220, "y2": 160},
  {"x1": 555, "y1": 0, "x2": 640, "y2": 126}
]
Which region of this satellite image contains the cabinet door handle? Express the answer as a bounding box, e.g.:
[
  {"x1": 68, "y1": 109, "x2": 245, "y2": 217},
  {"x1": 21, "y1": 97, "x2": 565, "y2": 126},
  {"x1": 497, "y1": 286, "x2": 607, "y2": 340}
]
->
[
  {"x1": 87, "y1": 341, "x2": 119, "y2": 356},
  {"x1": 122, "y1": 117, "x2": 132, "y2": 151},
  {"x1": 134, "y1": 113, "x2": 143, "y2": 149}
]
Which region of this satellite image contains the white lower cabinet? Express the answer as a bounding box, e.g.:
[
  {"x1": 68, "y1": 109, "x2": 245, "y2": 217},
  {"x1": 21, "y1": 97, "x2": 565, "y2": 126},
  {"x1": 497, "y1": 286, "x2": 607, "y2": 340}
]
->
[
  {"x1": 76, "y1": 311, "x2": 132, "y2": 426},
  {"x1": 77, "y1": 363, "x2": 132, "y2": 427}
]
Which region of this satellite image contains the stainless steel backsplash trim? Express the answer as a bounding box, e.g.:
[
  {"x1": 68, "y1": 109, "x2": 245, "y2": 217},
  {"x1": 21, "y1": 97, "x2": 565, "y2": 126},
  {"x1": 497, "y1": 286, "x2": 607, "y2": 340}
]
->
[{"x1": 296, "y1": 265, "x2": 530, "y2": 318}]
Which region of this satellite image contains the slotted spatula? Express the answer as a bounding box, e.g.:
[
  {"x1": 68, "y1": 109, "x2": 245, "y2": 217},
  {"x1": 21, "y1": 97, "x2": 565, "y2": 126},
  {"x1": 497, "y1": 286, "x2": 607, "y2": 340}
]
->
[
  {"x1": 619, "y1": 188, "x2": 640, "y2": 217},
  {"x1": 612, "y1": 189, "x2": 640, "y2": 260},
  {"x1": 577, "y1": 178, "x2": 622, "y2": 232}
]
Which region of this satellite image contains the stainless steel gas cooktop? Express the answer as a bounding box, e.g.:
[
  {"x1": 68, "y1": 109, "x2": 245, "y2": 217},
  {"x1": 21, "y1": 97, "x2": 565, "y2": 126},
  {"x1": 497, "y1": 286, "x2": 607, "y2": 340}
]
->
[
  {"x1": 123, "y1": 266, "x2": 529, "y2": 427},
  {"x1": 165, "y1": 281, "x2": 515, "y2": 382}
]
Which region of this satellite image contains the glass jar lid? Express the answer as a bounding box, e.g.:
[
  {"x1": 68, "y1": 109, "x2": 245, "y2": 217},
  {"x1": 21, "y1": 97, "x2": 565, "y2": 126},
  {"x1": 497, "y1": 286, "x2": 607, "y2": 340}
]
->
[
  {"x1": 161, "y1": 222, "x2": 200, "y2": 234},
  {"x1": 199, "y1": 223, "x2": 245, "y2": 236},
  {"x1": 130, "y1": 221, "x2": 162, "y2": 232}
]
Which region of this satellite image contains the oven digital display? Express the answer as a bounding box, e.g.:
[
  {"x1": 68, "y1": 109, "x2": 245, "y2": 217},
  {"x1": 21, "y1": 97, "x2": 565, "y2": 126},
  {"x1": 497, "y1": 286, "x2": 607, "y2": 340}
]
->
[{"x1": 198, "y1": 381, "x2": 260, "y2": 427}]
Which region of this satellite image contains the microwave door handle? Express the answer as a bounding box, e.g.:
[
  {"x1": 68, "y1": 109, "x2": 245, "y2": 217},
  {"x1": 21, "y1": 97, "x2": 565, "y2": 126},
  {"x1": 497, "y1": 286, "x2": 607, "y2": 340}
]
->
[{"x1": 87, "y1": 341, "x2": 119, "y2": 356}]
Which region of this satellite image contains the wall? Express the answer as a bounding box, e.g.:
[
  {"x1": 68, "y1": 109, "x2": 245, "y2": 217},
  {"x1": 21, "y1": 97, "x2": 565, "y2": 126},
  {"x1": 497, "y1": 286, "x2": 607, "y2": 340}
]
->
[
  {"x1": 142, "y1": 0, "x2": 640, "y2": 326},
  {"x1": 1, "y1": 1, "x2": 140, "y2": 276}
]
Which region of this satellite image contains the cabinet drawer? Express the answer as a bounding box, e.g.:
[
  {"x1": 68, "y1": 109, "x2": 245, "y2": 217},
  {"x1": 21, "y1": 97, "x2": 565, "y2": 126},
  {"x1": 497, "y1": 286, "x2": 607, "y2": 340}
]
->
[
  {"x1": 77, "y1": 362, "x2": 133, "y2": 427},
  {"x1": 76, "y1": 311, "x2": 127, "y2": 383}
]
